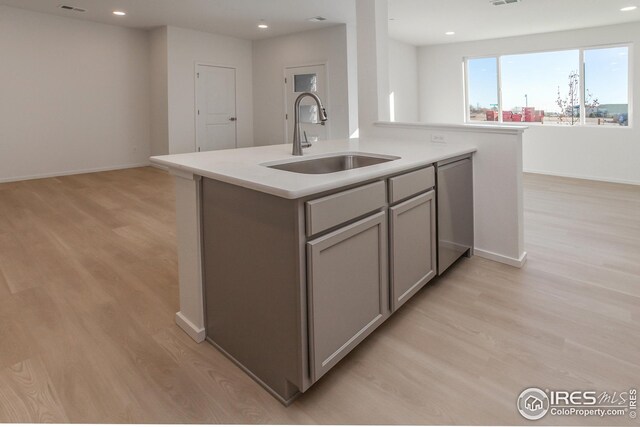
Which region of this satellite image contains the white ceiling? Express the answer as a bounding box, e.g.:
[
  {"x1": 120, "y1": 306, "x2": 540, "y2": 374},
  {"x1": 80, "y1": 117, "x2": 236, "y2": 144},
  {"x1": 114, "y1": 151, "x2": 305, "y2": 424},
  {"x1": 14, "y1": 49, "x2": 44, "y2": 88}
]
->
[
  {"x1": 389, "y1": 0, "x2": 640, "y2": 46},
  {"x1": 0, "y1": 0, "x2": 355, "y2": 40},
  {"x1": 4, "y1": 0, "x2": 640, "y2": 45}
]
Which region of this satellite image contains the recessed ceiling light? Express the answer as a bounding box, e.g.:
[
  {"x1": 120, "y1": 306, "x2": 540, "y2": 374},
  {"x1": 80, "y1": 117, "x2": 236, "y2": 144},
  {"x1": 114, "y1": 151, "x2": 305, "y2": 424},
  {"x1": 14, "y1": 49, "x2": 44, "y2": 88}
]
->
[
  {"x1": 257, "y1": 22, "x2": 269, "y2": 29},
  {"x1": 445, "y1": 31, "x2": 456, "y2": 36},
  {"x1": 112, "y1": 10, "x2": 126, "y2": 16},
  {"x1": 621, "y1": 6, "x2": 637, "y2": 11}
]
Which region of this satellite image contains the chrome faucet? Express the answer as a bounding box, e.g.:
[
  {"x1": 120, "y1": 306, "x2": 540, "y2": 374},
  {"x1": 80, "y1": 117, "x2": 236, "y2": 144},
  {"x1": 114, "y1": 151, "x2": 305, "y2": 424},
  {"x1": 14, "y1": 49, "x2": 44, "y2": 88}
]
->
[{"x1": 292, "y1": 92, "x2": 328, "y2": 156}]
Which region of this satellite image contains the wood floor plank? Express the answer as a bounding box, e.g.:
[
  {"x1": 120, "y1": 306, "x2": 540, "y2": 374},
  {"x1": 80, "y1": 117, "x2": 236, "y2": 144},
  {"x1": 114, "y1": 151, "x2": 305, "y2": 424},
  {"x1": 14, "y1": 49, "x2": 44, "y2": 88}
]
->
[
  {"x1": 0, "y1": 231, "x2": 47, "y2": 294},
  {"x1": 0, "y1": 313, "x2": 41, "y2": 371},
  {"x1": 81, "y1": 300, "x2": 230, "y2": 423},
  {"x1": 0, "y1": 357, "x2": 69, "y2": 423},
  {"x1": 0, "y1": 262, "x2": 10, "y2": 298},
  {"x1": 152, "y1": 326, "x2": 313, "y2": 424},
  {"x1": 0, "y1": 168, "x2": 638, "y2": 424}
]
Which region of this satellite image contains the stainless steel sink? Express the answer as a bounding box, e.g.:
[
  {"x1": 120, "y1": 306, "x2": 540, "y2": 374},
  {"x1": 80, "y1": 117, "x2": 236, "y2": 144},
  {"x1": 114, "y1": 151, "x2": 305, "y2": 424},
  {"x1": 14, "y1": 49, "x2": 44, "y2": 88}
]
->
[{"x1": 266, "y1": 153, "x2": 400, "y2": 174}]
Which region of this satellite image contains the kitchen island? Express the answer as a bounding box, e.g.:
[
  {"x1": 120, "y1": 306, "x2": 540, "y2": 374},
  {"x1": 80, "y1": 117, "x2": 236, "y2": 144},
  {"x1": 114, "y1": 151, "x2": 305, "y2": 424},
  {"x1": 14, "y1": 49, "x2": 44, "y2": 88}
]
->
[{"x1": 151, "y1": 137, "x2": 477, "y2": 404}]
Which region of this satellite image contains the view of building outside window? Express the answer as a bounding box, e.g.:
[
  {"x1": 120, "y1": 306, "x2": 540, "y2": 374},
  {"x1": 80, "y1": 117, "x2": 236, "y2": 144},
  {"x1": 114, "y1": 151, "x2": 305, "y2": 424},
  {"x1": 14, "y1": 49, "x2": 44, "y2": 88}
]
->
[
  {"x1": 501, "y1": 50, "x2": 579, "y2": 125},
  {"x1": 584, "y1": 46, "x2": 629, "y2": 126},
  {"x1": 467, "y1": 57, "x2": 498, "y2": 122},
  {"x1": 465, "y1": 45, "x2": 630, "y2": 126}
]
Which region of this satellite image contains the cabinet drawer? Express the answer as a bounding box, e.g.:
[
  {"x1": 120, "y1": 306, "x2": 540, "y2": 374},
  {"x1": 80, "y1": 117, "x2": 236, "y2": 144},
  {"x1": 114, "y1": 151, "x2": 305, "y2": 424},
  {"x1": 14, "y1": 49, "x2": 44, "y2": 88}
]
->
[
  {"x1": 388, "y1": 166, "x2": 435, "y2": 204},
  {"x1": 305, "y1": 181, "x2": 386, "y2": 236}
]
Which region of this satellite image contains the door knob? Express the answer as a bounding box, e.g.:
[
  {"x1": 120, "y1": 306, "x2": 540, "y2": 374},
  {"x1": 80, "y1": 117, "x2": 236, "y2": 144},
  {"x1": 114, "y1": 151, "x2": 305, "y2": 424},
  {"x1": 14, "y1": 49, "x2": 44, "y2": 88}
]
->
[{"x1": 229, "y1": 117, "x2": 237, "y2": 122}]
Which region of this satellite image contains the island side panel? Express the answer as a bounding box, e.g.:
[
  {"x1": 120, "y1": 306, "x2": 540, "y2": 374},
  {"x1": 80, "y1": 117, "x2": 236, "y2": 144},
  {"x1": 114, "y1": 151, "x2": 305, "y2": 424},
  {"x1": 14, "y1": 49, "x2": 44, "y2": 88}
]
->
[
  {"x1": 172, "y1": 170, "x2": 206, "y2": 342},
  {"x1": 201, "y1": 178, "x2": 305, "y2": 403}
]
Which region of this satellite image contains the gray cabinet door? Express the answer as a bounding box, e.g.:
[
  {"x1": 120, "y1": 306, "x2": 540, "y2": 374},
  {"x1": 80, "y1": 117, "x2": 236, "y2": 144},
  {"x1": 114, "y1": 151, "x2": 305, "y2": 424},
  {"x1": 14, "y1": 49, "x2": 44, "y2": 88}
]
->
[
  {"x1": 307, "y1": 211, "x2": 388, "y2": 382},
  {"x1": 390, "y1": 191, "x2": 437, "y2": 311}
]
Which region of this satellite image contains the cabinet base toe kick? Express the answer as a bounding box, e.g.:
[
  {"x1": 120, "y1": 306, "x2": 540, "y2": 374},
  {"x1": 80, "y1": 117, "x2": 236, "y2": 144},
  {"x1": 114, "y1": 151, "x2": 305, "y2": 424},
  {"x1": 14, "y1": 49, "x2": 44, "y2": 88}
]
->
[{"x1": 205, "y1": 337, "x2": 302, "y2": 405}]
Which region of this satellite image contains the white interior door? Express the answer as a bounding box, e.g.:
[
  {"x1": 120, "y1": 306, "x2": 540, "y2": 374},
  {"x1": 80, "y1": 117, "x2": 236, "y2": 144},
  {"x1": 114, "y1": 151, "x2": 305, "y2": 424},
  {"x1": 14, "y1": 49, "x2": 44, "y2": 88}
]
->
[
  {"x1": 285, "y1": 64, "x2": 328, "y2": 144},
  {"x1": 196, "y1": 65, "x2": 237, "y2": 152}
]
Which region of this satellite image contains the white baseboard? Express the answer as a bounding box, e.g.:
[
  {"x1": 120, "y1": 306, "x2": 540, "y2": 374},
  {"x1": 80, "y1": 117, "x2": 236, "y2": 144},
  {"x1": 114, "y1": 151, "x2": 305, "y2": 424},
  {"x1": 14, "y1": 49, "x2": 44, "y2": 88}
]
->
[
  {"x1": 475, "y1": 248, "x2": 528, "y2": 268},
  {"x1": 523, "y1": 169, "x2": 640, "y2": 186},
  {"x1": 149, "y1": 163, "x2": 169, "y2": 171},
  {"x1": 175, "y1": 312, "x2": 206, "y2": 343},
  {"x1": 0, "y1": 162, "x2": 151, "y2": 184}
]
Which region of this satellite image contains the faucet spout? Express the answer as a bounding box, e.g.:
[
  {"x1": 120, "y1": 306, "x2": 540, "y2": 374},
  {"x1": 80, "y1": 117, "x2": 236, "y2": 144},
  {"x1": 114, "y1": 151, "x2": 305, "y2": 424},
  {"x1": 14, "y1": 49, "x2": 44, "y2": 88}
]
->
[{"x1": 292, "y1": 92, "x2": 328, "y2": 156}]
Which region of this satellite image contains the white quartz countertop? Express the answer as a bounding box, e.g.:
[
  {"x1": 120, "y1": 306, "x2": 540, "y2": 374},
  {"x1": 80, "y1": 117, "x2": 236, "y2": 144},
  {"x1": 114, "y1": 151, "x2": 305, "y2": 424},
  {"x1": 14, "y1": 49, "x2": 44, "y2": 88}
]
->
[{"x1": 150, "y1": 138, "x2": 477, "y2": 199}]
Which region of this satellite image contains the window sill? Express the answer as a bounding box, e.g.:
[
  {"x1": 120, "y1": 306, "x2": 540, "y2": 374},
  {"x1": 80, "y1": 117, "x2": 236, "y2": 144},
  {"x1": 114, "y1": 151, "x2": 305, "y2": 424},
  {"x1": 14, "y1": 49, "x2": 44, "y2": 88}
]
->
[{"x1": 467, "y1": 121, "x2": 632, "y2": 130}]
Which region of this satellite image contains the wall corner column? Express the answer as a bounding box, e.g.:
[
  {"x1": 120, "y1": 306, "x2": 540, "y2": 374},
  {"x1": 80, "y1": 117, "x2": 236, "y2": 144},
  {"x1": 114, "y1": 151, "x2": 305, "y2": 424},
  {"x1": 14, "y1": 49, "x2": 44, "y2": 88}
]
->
[
  {"x1": 356, "y1": 0, "x2": 390, "y2": 136},
  {"x1": 171, "y1": 169, "x2": 206, "y2": 342}
]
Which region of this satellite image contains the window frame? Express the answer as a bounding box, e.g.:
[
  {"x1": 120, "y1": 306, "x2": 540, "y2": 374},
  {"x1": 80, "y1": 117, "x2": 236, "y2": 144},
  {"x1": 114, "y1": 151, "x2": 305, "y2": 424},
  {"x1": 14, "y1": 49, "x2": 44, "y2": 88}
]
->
[
  {"x1": 463, "y1": 55, "x2": 502, "y2": 123},
  {"x1": 463, "y1": 43, "x2": 633, "y2": 128}
]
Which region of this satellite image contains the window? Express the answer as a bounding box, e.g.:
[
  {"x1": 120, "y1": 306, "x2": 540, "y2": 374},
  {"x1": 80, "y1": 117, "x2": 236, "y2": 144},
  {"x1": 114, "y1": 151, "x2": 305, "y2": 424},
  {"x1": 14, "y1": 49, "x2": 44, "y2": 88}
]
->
[
  {"x1": 465, "y1": 45, "x2": 630, "y2": 126},
  {"x1": 294, "y1": 73, "x2": 317, "y2": 93},
  {"x1": 584, "y1": 46, "x2": 629, "y2": 126},
  {"x1": 467, "y1": 57, "x2": 499, "y2": 122},
  {"x1": 502, "y1": 50, "x2": 579, "y2": 125}
]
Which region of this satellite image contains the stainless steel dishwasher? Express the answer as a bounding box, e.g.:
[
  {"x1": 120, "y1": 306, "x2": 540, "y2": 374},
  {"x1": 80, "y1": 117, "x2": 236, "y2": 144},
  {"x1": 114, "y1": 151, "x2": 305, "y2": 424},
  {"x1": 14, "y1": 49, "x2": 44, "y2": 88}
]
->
[{"x1": 436, "y1": 155, "x2": 474, "y2": 275}]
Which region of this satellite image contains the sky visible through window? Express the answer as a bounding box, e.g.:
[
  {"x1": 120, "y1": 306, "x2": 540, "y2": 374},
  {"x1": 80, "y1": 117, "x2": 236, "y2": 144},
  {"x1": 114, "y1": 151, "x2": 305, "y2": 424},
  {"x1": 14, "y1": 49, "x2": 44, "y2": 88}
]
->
[
  {"x1": 585, "y1": 46, "x2": 629, "y2": 107},
  {"x1": 502, "y1": 50, "x2": 579, "y2": 113},
  {"x1": 467, "y1": 46, "x2": 629, "y2": 125},
  {"x1": 467, "y1": 57, "x2": 498, "y2": 111}
]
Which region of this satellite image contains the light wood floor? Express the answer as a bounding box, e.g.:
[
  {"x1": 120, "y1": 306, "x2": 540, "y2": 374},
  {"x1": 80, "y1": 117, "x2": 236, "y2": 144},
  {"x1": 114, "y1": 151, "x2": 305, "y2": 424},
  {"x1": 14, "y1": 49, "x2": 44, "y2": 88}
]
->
[{"x1": 0, "y1": 168, "x2": 638, "y2": 425}]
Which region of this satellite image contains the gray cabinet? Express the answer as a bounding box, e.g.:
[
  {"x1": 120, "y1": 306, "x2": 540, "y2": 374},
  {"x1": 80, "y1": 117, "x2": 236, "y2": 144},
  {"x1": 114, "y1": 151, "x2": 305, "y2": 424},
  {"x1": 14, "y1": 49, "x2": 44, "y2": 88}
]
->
[
  {"x1": 306, "y1": 211, "x2": 389, "y2": 382},
  {"x1": 201, "y1": 159, "x2": 470, "y2": 404},
  {"x1": 390, "y1": 190, "x2": 437, "y2": 311}
]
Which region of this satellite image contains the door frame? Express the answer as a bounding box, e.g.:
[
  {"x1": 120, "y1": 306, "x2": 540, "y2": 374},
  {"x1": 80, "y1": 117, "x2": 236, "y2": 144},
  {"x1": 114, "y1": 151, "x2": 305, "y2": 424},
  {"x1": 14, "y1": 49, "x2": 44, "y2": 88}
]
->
[
  {"x1": 283, "y1": 61, "x2": 330, "y2": 144},
  {"x1": 194, "y1": 62, "x2": 238, "y2": 152}
]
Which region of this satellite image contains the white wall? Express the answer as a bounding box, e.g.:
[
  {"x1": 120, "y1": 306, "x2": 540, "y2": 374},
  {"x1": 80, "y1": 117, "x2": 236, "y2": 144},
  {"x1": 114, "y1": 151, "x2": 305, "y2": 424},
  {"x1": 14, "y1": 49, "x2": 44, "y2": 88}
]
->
[
  {"x1": 418, "y1": 22, "x2": 640, "y2": 185},
  {"x1": 0, "y1": 6, "x2": 151, "y2": 182},
  {"x1": 149, "y1": 27, "x2": 169, "y2": 156},
  {"x1": 388, "y1": 38, "x2": 419, "y2": 122},
  {"x1": 166, "y1": 26, "x2": 253, "y2": 154},
  {"x1": 252, "y1": 25, "x2": 354, "y2": 146}
]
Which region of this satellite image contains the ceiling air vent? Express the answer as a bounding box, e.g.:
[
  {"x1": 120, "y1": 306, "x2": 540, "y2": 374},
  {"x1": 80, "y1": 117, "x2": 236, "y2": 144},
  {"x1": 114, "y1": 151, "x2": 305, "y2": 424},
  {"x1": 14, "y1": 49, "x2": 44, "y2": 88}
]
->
[
  {"x1": 307, "y1": 16, "x2": 328, "y2": 22},
  {"x1": 490, "y1": 0, "x2": 521, "y2": 5},
  {"x1": 59, "y1": 5, "x2": 87, "y2": 12}
]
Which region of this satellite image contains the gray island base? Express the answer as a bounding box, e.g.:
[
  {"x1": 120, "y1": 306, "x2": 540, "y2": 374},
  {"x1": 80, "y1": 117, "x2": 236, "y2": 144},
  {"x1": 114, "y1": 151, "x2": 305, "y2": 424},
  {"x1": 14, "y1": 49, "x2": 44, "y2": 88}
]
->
[{"x1": 202, "y1": 159, "x2": 470, "y2": 404}]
